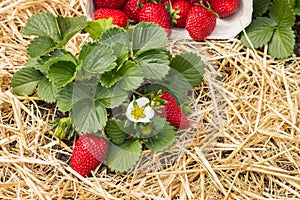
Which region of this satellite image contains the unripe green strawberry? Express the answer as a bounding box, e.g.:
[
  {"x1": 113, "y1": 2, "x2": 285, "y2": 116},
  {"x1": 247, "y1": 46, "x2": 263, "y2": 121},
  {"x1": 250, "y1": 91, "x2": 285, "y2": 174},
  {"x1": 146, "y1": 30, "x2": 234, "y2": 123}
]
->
[
  {"x1": 94, "y1": 8, "x2": 128, "y2": 27},
  {"x1": 93, "y1": 0, "x2": 127, "y2": 9},
  {"x1": 70, "y1": 134, "x2": 108, "y2": 177},
  {"x1": 139, "y1": 2, "x2": 172, "y2": 36},
  {"x1": 154, "y1": 91, "x2": 190, "y2": 129},
  {"x1": 185, "y1": 5, "x2": 216, "y2": 40},
  {"x1": 210, "y1": 0, "x2": 239, "y2": 18}
]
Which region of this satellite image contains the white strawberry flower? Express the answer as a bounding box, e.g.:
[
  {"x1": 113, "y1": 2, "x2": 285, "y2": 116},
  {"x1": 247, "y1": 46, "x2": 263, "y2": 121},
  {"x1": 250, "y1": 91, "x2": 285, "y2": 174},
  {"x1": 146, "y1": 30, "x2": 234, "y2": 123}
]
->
[{"x1": 126, "y1": 97, "x2": 154, "y2": 123}]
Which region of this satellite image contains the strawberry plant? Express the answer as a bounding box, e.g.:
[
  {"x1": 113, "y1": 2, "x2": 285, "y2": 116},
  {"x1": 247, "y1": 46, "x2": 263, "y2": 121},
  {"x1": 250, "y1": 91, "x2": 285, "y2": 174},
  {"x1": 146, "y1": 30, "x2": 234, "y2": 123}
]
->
[
  {"x1": 241, "y1": 0, "x2": 297, "y2": 59},
  {"x1": 12, "y1": 12, "x2": 205, "y2": 174}
]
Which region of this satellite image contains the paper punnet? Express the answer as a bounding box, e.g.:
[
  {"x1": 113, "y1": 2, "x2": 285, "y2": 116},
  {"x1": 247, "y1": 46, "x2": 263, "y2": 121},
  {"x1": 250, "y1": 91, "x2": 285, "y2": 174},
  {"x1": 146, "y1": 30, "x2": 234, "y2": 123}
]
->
[{"x1": 86, "y1": 0, "x2": 253, "y2": 40}]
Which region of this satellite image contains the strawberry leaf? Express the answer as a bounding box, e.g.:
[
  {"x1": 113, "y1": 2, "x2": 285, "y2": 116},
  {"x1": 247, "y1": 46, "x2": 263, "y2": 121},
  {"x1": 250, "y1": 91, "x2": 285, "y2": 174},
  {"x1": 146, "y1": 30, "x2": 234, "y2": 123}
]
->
[
  {"x1": 270, "y1": 0, "x2": 295, "y2": 27},
  {"x1": 143, "y1": 122, "x2": 176, "y2": 152},
  {"x1": 12, "y1": 67, "x2": 45, "y2": 95},
  {"x1": 23, "y1": 12, "x2": 61, "y2": 43},
  {"x1": 27, "y1": 36, "x2": 56, "y2": 58},
  {"x1": 48, "y1": 61, "x2": 78, "y2": 87},
  {"x1": 105, "y1": 119, "x2": 129, "y2": 145},
  {"x1": 132, "y1": 22, "x2": 168, "y2": 55},
  {"x1": 99, "y1": 27, "x2": 130, "y2": 50},
  {"x1": 253, "y1": 0, "x2": 271, "y2": 18},
  {"x1": 95, "y1": 85, "x2": 128, "y2": 108},
  {"x1": 101, "y1": 61, "x2": 144, "y2": 91},
  {"x1": 81, "y1": 43, "x2": 117, "y2": 74},
  {"x1": 241, "y1": 17, "x2": 277, "y2": 48},
  {"x1": 106, "y1": 140, "x2": 142, "y2": 173},
  {"x1": 269, "y1": 26, "x2": 295, "y2": 59},
  {"x1": 57, "y1": 15, "x2": 87, "y2": 46},
  {"x1": 37, "y1": 78, "x2": 58, "y2": 103},
  {"x1": 56, "y1": 83, "x2": 73, "y2": 112},
  {"x1": 135, "y1": 49, "x2": 170, "y2": 80},
  {"x1": 85, "y1": 18, "x2": 115, "y2": 40},
  {"x1": 170, "y1": 52, "x2": 205, "y2": 88},
  {"x1": 72, "y1": 98, "x2": 107, "y2": 133}
]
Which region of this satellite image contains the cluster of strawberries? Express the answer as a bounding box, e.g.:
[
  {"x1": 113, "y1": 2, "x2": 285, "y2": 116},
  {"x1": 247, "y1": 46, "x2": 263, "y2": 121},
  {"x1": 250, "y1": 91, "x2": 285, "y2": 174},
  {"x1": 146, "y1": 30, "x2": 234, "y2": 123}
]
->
[{"x1": 93, "y1": 0, "x2": 239, "y2": 40}]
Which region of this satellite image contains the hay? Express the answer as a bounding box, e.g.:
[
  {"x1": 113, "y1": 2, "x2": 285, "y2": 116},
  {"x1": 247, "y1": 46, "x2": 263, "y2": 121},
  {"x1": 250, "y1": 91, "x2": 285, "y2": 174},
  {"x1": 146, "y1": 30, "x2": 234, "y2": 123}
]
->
[{"x1": 1, "y1": 0, "x2": 300, "y2": 199}]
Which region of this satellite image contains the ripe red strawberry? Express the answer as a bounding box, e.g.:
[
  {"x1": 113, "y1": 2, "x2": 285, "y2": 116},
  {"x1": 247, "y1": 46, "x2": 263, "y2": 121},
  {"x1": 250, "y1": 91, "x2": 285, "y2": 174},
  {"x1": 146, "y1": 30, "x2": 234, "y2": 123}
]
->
[
  {"x1": 190, "y1": 0, "x2": 209, "y2": 5},
  {"x1": 139, "y1": 2, "x2": 172, "y2": 36},
  {"x1": 70, "y1": 134, "x2": 108, "y2": 177},
  {"x1": 185, "y1": 5, "x2": 216, "y2": 40},
  {"x1": 123, "y1": 0, "x2": 145, "y2": 23},
  {"x1": 172, "y1": 0, "x2": 191, "y2": 27},
  {"x1": 160, "y1": 0, "x2": 178, "y2": 5},
  {"x1": 154, "y1": 91, "x2": 189, "y2": 129},
  {"x1": 93, "y1": 0, "x2": 127, "y2": 9},
  {"x1": 209, "y1": 0, "x2": 239, "y2": 18},
  {"x1": 94, "y1": 8, "x2": 128, "y2": 27}
]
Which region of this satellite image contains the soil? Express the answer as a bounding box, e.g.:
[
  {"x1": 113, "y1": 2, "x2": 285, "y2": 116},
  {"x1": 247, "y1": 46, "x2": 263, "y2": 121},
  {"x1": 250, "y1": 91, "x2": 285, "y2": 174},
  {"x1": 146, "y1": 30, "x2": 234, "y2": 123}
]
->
[{"x1": 293, "y1": 16, "x2": 300, "y2": 56}]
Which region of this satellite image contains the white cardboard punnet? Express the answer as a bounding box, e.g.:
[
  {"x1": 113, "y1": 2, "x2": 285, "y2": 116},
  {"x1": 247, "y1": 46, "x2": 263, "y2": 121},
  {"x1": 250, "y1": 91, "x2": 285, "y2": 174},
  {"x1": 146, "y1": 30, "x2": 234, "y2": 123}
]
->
[{"x1": 86, "y1": 0, "x2": 253, "y2": 40}]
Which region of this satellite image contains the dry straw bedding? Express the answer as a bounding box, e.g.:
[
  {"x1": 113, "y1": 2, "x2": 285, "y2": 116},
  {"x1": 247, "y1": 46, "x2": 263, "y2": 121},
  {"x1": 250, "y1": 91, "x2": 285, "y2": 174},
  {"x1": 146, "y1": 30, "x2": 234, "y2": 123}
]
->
[{"x1": 1, "y1": 0, "x2": 300, "y2": 199}]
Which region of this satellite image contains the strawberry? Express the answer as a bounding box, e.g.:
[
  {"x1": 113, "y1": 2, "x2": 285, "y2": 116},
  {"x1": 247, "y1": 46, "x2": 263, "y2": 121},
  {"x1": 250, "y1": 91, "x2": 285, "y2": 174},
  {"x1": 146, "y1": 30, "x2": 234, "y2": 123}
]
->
[
  {"x1": 93, "y1": 0, "x2": 127, "y2": 9},
  {"x1": 139, "y1": 2, "x2": 172, "y2": 36},
  {"x1": 190, "y1": 0, "x2": 209, "y2": 5},
  {"x1": 70, "y1": 134, "x2": 108, "y2": 177},
  {"x1": 123, "y1": 0, "x2": 145, "y2": 23},
  {"x1": 209, "y1": 0, "x2": 239, "y2": 18},
  {"x1": 154, "y1": 91, "x2": 189, "y2": 129},
  {"x1": 94, "y1": 8, "x2": 128, "y2": 27},
  {"x1": 160, "y1": 0, "x2": 178, "y2": 5},
  {"x1": 185, "y1": 5, "x2": 216, "y2": 40},
  {"x1": 172, "y1": 0, "x2": 191, "y2": 27}
]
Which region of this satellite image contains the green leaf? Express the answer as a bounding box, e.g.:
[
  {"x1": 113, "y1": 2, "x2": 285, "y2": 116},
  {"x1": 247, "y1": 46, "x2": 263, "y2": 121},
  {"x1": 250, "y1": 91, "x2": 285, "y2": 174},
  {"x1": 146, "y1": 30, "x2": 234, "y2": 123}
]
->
[
  {"x1": 269, "y1": 26, "x2": 295, "y2": 58},
  {"x1": 113, "y1": 61, "x2": 144, "y2": 91},
  {"x1": 105, "y1": 119, "x2": 128, "y2": 145},
  {"x1": 99, "y1": 27, "x2": 130, "y2": 50},
  {"x1": 143, "y1": 122, "x2": 176, "y2": 152},
  {"x1": 36, "y1": 49, "x2": 77, "y2": 71},
  {"x1": 56, "y1": 83, "x2": 73, "y2": 112},
  {"x1": 241, "y1": 17, "x2": 277, "y2": 48},
  {"x1": 48, "y1": 61, "x2": 77, "y2": 87},
  {"x1": 111, "y1": 43, "x2": 129, "y2": 66},
  {"x1": 106, "y1": 140, "x2": 142, "y2": 173},
  {"x1": 27, "y1": 36, "x2": 57, "y2": 58},
  {"x1": 135, "y1": 49, "x2": 170, "y2": 80},
  {"x1": 294, "y1": 0, "x2": 300, "y2": 15},
  {"x1": 78, "y1": 42, "x2": 97, "y2": 62},
  {"x1": 84, "y1": 18, "x2": 115, "y2": 40},
  {"x1": 81, "y1": 42, "x2": 117, "y2": 74},
  {"x1": 252, "y1": 0, "x2": 271, "y2": 18},
  {"x1": 57, "y1": 15, "x2": 87, "y2": 46},
  {"x1": 270, "y1": 0, "x2": 295, "y2": 27},
  {"x1": 71, "y1": 81, "x2": 108, "y2": 133},
  {"x1": 36, "y1": 78, "x2": 58, "y2": 103},
  {"x1": 12, "y1": 67, "x2": 45, "y2": 95},
  {"x1": 72, "y1": 98, "x2": 107, "y2": 133},
  {"x1": 23, "y1": 12, "x2": 61, "y2": 42},
  {"x1": 100, "y1": 67, "x2": 122, "y2": 88},
  {"x1": 170, "y1": 52, "x2": 205, "y2": 88},
  {"x1": 132, "y1": 22, "x2": 168, "y2": 55},
  {"x1": 95, "y1": 84, "x2": 128, "y2": 108}
]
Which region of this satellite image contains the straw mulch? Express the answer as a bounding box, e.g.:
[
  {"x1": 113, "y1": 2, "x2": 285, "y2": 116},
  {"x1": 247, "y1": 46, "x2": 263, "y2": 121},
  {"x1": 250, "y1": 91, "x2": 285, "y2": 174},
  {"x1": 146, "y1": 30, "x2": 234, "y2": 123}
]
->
[{"x1": 1, "y1": 0, "x2": 300, "y2": 199}]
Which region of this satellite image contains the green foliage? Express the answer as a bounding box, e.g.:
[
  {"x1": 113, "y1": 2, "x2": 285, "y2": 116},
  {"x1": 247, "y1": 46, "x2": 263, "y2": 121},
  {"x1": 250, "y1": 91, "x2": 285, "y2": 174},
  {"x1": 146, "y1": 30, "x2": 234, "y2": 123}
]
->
[
  {"x1": 12, "y1": 13, "x2": 206, "y2": 173},
  {"x1": 242, "y1": 0, "x2": 296, "y2": 59},
  {"x1": 106, "y1": 140, "x2": 142, "y2": 173}
]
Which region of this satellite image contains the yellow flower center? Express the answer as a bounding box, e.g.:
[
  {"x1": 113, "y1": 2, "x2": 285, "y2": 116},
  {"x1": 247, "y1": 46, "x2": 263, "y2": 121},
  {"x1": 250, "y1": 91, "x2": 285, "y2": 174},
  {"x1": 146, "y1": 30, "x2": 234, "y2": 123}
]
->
[{"x1": 131, "y1": 107, "x2": 146, "y2": 120}]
